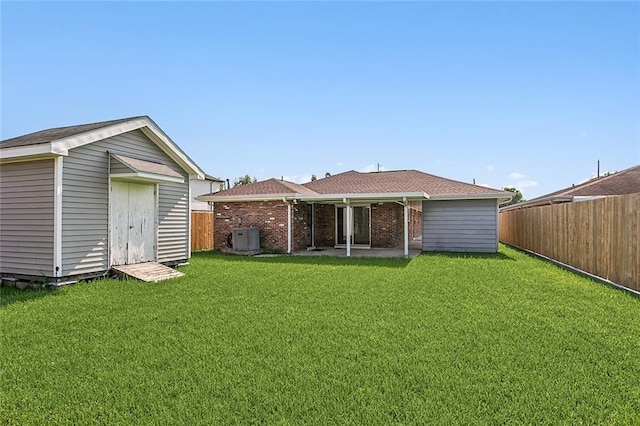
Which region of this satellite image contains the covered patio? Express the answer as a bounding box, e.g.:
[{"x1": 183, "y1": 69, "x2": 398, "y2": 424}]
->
[{"x1": 292, "y1": 239, "x2": 422, "y2": 259}]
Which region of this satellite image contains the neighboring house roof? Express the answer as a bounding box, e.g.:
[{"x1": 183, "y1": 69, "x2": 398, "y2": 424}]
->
[
  {"x1": 198, "y1": 170, "x2": 511, "y2": 203},
  {"x1": 0, "y1": 116, "x2": 205, "y2": 179},
  {"x1": 503, "y1": 164, "x2": 640, "y2": 211}
]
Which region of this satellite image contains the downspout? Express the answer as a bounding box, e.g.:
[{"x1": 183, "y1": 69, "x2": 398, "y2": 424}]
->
[
  {"x1": 285, "y1": 197, "x2": 292, "y2": 254},
  {"x1": 403, "y1": 197, "x2": 409, "y2": 258}
]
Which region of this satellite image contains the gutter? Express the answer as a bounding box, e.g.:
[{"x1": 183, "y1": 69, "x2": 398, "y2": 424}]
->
[{"x1": 500, "y1": 196, "x2": 574, "y2": 212}]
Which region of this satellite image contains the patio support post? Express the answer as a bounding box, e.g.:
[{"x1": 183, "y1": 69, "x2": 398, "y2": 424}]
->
[
  {"x1": 403, "y1": 197, "x2": 409, "y2": 258},
  {"x1": 286, "y1": 199, "x2": 292, "y2": 254},
  {"x1": 345, "y1": 199, "x2": 351, "y2": 257}
]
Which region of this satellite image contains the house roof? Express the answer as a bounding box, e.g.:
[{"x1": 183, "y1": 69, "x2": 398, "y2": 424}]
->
[
  {"x1": 198, "y1": 169, "x2": 511, "y2": 203},
  {"x1": 208, "y1": 178, "x2": 317, "y2": 199},
  {"x1": 503, "y1": 164, "x2": 640, "y2": 210},
  {"x1": 0, "y1": 116, "x2": 204, "y2": 179},
  {"x1": 304, "y1": 170, "x2": 506, "y2": 196}
]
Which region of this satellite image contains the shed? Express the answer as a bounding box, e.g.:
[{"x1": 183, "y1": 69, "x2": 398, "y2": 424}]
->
[{"x1": 0, "y1": 116, "x2": 204, "y2": 283}]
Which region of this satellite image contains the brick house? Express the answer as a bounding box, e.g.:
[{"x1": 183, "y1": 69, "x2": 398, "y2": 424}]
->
[{"x1": 198, "y1": 170, "x2": 512, "y2": 256}]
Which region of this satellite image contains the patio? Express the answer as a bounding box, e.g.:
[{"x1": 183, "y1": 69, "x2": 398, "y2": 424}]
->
[{"x1": 292, "y1": 240, "x2": 422, "y2": 259}]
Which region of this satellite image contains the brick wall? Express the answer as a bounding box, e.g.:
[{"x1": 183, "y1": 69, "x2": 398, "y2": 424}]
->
[
  {"x1": 370, "y1": 203, "x2": 403, "y2": 248},
  {"x1": 291, "y1": 202, "x2": 309, "y2": 252},
  {"x1": 213, "y1": 200, "x2": 307, "y2": 253},
  {"x1": 214, "y1": 200, "x2": 423, "y2": 252},
  {"x1": 313, "y1": 203, "x2": 335, "y2": 247}
]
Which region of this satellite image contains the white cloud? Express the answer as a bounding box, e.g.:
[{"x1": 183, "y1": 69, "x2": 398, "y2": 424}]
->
[
  {"x1": 360, "y1": 163, "x2": 386, "y2": 173},
  {"x1": 509, "y1": 172, "x2": 525, "y2": 179},
  {"x1": 485, "y1": 165, "x2": 494, "y2": 171},
  {"x1": 282, "y1": 174, "x2": 313, "y2": 184},
  {"x1": 517, "y1": 180, "x2": 538, "y2": 188}
]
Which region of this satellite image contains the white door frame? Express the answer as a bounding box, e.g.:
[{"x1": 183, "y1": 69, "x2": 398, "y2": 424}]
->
[
  {"x1": 335, "y1": 204, "x2": 371, "y2": 249},
  {"x1": 109, "y1": 180, "x2": 157, "y2": 266}
]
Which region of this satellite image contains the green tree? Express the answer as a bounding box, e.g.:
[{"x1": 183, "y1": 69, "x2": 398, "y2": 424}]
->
[
  {"x1": 502, "y1": 186, "x2": 525, "y2": 206},
  {"x1": 233, "y1": 174, "x2": 257, "y2": 187}
]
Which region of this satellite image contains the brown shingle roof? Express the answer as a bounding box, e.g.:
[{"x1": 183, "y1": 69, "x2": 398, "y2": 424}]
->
[
  {"x1": 528, "y1": 164, "x2": 640, "y2": 201},
  {"x1": 207, "y1": 178, "x2": 317, "y2": 197},
  {"x1": 303, "y1": 170, "x2": 505, "y2": 196},
  {"x1": 0, "y1": 116, "x2": 144, "y2": 148},
  {"x1": 202, "y1": 169, "x2": 507, "y2": 201}
]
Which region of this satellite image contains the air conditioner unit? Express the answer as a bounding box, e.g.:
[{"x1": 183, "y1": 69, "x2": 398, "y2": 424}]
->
[{"x1": 232, "y1": 227, "x2": 260, "y2": 255}]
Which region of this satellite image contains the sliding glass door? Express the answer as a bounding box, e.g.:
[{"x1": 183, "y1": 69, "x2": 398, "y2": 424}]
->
[{"x1": 336, "y1": 205, "x2": 370, "y2": 247}]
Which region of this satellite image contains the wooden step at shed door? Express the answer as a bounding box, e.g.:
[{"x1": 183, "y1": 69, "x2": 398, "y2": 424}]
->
[{"x1": 112, "y1": 262, "x2": 184, "y2": 282}]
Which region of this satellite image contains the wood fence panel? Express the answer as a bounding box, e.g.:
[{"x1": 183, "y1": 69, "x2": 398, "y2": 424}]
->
[
  {"x1": 191, "y1": 211, "x2": 214, "y2": 251},
  {"x1": 499, "y1": 193, "x2": 639, "y2": 292}
]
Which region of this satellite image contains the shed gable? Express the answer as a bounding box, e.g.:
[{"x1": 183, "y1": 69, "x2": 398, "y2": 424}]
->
[{"x1": 61, "y1": 129, "x2": 190, "y2": 276}]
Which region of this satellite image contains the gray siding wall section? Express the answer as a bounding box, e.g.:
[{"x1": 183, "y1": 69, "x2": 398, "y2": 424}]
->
[
  {"x1": 422, "y1": 199, "x2": 498, "y2": 253},
  {"x1": 109, "y1": 159, "x2": 130, "y2": 175},
  {"x1": 0, "y1": 160, "x2": 55, "y2": 276},
  {"x1": 61, "y1": 129, "x2": 189, "y2": 276}
]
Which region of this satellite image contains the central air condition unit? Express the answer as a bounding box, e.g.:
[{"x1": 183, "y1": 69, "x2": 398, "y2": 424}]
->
[{"x1": 232, "y1": 227, "x2": 260, "y2": 255}]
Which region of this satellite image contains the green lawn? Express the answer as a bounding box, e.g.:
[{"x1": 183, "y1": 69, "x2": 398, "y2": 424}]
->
[{"x1": 1, "y1": 246, "x2": 639, "y2": 424}]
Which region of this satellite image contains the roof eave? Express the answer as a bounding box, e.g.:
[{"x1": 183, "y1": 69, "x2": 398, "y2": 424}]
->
[
  {"x1": 0, "y1": 143, "x2": 64, "y2": 163},
  {"x1": 298, "y1": 192, "x2": 429, "y2": 203},
  {"x1": 430, "y1": 192, "x2": 514, "y2": 201},
  {"x1": 2, "y1": 116, "x2": 205, "y2": 179},
  {"x1": 500, "y1": 196, "x2": 574, "y2": 211},
  {"x1": 196, "y1": 193, "x2": 300, "y2": 203}
]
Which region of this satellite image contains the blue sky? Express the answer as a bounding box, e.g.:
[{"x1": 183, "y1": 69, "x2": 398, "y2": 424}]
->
[{"x1": 2, "y1": 1, "x2": 638, "y2": 199}]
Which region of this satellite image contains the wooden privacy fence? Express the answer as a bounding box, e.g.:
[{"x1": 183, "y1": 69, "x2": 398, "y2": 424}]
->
[
  {"x1": 191, "y1": 211, "x2": 214, "y2": 251},
  {"x1": 499, "y1": 193, "x2": 639, "y2": 292}
]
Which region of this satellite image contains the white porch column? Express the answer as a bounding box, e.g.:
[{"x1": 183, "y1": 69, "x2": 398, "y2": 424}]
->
[
  {"x1": 287, "y1": 200, "x2": 292, "y2": 254},
  {"x1": 403, "y1": 198, "x2": 409, "y2": 258},
  {"x1": 346, "y1": 201, "x2": 351, "y2": 257}
]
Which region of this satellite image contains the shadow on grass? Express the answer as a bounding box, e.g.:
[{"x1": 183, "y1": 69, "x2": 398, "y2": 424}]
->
[
  {"x1": 421, "y1": 251, "x2": 516, "y2": 261},
  {"x1": 191, "y1": 250, "x2": 413, "y2": 268},
  {"x1": 0, "y1": 286, "x2": 60, "y2": 308},
  {"x1": 191, "y1": 249, "x2": 516, "y2": 268}
]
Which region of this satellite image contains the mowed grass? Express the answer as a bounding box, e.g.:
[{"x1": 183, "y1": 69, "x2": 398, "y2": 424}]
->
[{"x1": 1, "y1": 246, "x2": 639, "y2": 424}]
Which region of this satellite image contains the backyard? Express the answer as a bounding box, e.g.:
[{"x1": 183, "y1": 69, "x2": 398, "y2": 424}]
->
[{"x1": 1, "y1": 246, "x2": 639, "y2": 424}]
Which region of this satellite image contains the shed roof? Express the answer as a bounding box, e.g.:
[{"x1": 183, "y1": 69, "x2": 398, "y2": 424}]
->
[
  {"x1": 0, "y1": 116, "x2": 205, "y2": 179},
  {"x1": 0, "y1": 117, "x2": 138, "y2": 148}
]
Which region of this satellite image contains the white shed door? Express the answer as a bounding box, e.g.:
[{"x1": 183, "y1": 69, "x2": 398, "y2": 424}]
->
[{"x1": 110, "y1": 181, "x2": 156, "y2": 266}]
